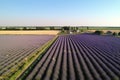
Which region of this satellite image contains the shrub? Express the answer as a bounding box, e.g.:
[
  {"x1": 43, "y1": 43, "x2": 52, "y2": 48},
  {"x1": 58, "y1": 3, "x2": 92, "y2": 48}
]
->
[
  {"x1": 112, "y1": 32, "x2": 117, "y2": 36},
  {"x1": 94, "y1": 30, "x2": 104, "y2": 35},
  {"x1": 106, "y1": 31, "x2": 112, "y2": 35},
  {"x1": 118, "y1": 32, "x2": 120, "y2": 36}
]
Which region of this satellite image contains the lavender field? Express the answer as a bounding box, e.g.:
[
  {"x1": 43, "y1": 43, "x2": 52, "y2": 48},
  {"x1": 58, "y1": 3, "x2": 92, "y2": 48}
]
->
[
  {"x1": 19, "y1": 34, "x2": 120, "y2": 80},
  {"x1": 0, "y1": 35, "x2": 55, "y2": 77}
]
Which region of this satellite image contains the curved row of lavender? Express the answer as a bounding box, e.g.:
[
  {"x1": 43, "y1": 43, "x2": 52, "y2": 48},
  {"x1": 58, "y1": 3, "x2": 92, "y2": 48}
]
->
[
  {"x1": 0, "y1": 35, "x2": 55, "y2": 76},
  {"x1": 21, "y1": 34, "x2": 120, "y2": 80}
]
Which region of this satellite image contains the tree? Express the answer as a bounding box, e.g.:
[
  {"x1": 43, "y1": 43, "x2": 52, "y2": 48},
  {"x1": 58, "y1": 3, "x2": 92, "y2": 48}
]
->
[
  {"x1": 94, "y1": 30, "x2": 104, "y2": 35},
  {"x1": 36, "y1": 27, "x2": 45, "y2": 30},
  {"x1": 23, "y1": 27, "x2": 27, "y2": 30},
  {"x1": 87, "y1": 27, "x2": 89, "y2": 30},
  {"x1": 113, "y1": 32, "x2": 117, "y2": 36},
  {"x1": 106, "y1": 31, "x2": 112, "y2": 35},
  {"x1": 62, "y1": 27, "x2": 70, "y2": 30},
  {"x1": 118, "y1": 32, "x2": 120, "y2": 36},
  {"x1": 50, "y1": 27, "x2": 54, "y2": 30}
]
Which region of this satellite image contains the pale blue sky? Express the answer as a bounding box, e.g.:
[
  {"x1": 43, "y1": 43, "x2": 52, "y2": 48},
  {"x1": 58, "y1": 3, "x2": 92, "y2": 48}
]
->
[{"x1": 0, "y1": 0, "x2": 120, "y2": 26}]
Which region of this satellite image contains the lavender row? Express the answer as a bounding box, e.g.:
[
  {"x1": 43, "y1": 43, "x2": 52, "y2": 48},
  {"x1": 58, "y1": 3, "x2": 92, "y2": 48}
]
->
[
  {"x1": 21, "y1": 34, "x2": 120, "y2": 80},
  {"x1": 0, "y1": 35, "x2": 55, "y2": 76}
]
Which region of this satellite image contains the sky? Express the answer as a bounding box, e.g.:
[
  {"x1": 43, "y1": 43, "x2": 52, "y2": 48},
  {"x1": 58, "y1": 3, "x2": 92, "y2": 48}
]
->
[{"x1": 0, "y1": 0, "x2": 120, "y2": 26}]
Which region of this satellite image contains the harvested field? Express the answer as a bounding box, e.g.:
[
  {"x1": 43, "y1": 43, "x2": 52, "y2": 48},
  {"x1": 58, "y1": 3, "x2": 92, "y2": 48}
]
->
[{"x1": 0, "y1": 30, "x2": 59, "y2": 35}]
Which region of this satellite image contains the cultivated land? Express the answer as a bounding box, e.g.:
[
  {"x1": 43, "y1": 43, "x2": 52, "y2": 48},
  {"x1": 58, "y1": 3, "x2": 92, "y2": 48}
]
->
[
  {"x1": 0, "y1": 35, "x2": 56, "y2": 79},
  {"x1": 0, "y1": 28, "x2": 120, "y2": 80},
  {"x1": 19, "y1": 34, "x2": 120, "y2": 80},
  {"x1": 0, "y1": 30, "x2": 59, "y2": 35}
]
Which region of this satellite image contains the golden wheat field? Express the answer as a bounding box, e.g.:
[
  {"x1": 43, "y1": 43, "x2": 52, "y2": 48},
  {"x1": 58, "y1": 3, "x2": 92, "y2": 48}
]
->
[{"x1": 0, "y1": 30, "x2": 59, "y2": 35}]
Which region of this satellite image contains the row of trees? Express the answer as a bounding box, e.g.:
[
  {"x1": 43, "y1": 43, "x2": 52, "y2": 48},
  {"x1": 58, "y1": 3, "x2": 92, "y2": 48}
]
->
[
  {"x1": 0, "y1": 27, "x2": 61, "y2": 30},
  {"x1": 61, "y1": 27, "x2": 88, "y2": 34},
  {"x1": 113, "y1": 32, "x2": 120, "y2": 36},
  {"x1": 94, "y1": 30, "x2": 120, "y2": 36},
  {"x1": 0, "y1": 26, "x2": 89, "y2": 31}
]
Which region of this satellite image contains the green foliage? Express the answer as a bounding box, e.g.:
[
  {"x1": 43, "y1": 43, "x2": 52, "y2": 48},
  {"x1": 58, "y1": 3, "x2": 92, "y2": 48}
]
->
[
  {"x1": 88, "y1": 27, "x2": 120, "y2": 30},
  {"x1": 80, "y1": 29, "x2": 84, "y2": 32},
  {"x1": 36, "y1": 27, "x2": 45, "y2": 30},
  {"x1": 50, "y1": 27, "x2": 54, "y2": 30},
  {"x1": 106, "y1": 31, "x2": 112, "y2": 35},
  {"x1": 62, "y1": 27, "x2": 70, "y2": 30},
  {"x1": 87, "y1": 27, "x2": 89, "y2": 30},
  {"x1": 94, "y1": 30, "x2": 104, "y2": 35},
  {"x1": 23, "y1": 27, "x2": 27, "y2": 30},
  {"x1": 118, "y1": 32, "x2": 120, "y2": 36},
  {"x1": 113, "y1": 32, "x2": 117, "y2": 36}
]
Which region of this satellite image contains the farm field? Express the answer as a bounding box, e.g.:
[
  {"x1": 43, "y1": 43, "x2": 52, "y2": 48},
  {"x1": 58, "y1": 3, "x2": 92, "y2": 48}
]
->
[
  {"x1": 0, "y1": 35, "x2": 55, "y2": 78},
  {"x1": 19, "y1": 34, "x2": 120, "y2": 80},
  {"x1": 0, "y1": 30, "x2": 59, "y2": 35}
]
